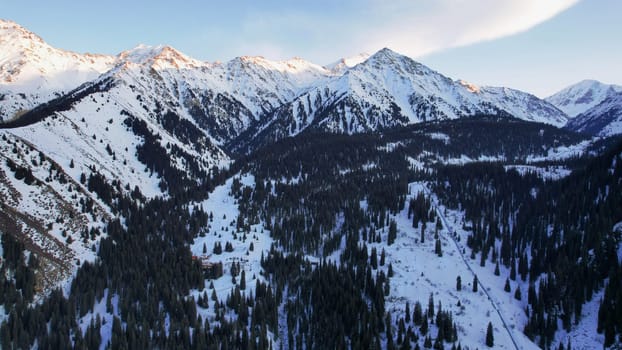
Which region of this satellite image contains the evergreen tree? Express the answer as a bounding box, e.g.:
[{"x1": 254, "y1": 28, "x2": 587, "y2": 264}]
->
[
  {"x1": 380, "y1": 249, "x2": 386, "y2": 266},
  {"x1": 456, "y1": 276, "x2": 462, "y2": 291},
  {"x1": 427, "y1": 293, "x2": 435, "y2": 318},
  {"x1": 473, "y1": 275, "x2": 478, "y2": 292},
  {"x1": 414, "y1": 302, "x2": 423, "y2": 326},
  {"x1": 485, "y1": 322, "x2": 494, "y2": 347},
  {"x1": 389, "y1": 220, "x2": 398, "y2": 245},
  {"x1": 435, "y1": 239, "x2": 442, "y2": 257},
  {"x1": 240, "y1": 270, "x2": 246, "y2": 290},
  {"x1": 420, "y1": 317, "x2": 429, "y2": 336}
]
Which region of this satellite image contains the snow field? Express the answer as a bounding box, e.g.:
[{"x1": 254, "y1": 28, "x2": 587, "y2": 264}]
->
[{"x1": 375, "y1": 182, "x2": 539, "y2": 349}]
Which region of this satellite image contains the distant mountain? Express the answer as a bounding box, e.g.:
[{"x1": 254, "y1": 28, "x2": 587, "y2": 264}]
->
[
  {"x1": 546, "y1": 79, "x2": 622, "y2": 118},
  {"x1": 566, "y1": 91, "x2": 622, "y2": 136},
  {"x1": 1, "y1": 20, "x2": 571, "y2": 151},
  {"x1": 547, "y1": 80, "x2": 622, "y2": 136},
  {"x1": 235, "y1": 48, "x2": 567, "y2": 151},
  {"x1": 0, "y1": 19, "x2": 114, "y2": 122}
]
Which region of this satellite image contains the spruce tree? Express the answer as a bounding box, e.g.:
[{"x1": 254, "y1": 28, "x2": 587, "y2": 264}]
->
[
  {"x1": 473, "y1": 275, "x2": 478, "y2": 292},
  {"x1": 389, "y1": 220, "x2": 398, "y2": 245},
  {"x1": 456, "y1": 276, "x2": 462, "y2": 291},
  {"x1": 485, "y1": 322, "x2": 494, "y2": 347},
  {"x1": 435, "y1": 239, "x2": 442, "y2": 257}
]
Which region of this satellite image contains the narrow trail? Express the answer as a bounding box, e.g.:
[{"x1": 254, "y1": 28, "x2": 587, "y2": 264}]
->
[{"x1": 418, "y1": 183, "x2": 521, "y2": 350}]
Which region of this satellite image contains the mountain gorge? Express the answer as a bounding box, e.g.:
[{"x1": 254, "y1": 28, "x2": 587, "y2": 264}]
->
[{"x1": 1, "y1": 19, "x2": 622, "y2": 350}]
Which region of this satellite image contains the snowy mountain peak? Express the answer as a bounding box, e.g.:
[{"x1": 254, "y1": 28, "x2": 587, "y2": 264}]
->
[
  {"x1": 566, "y1": 90, "x2": 622, "y2": 137},
  {"x1": 0, "y1": 19, "x2": 113, "y2": 82},
  {"x1": 366, "y1": 47, "x2": 408, "y2": 65},
  {"x1": 117, "y1": 44, "x2": 205, "y2": 69},
  {"x1": 325, "y1": 52, "x2": 371, "y2": 75},
  {"x1": 229, "y1": 55, "x2": 330, "y2": 76},
  {"x1": 0, "y1": 19, "x2": 115, "y2": 121},
  {"x1": 546, "y1": 79, "x2": 622, "y2": 118},
  {"x1": 0, "y1": 19, "x2": 46, "y2": 49}
]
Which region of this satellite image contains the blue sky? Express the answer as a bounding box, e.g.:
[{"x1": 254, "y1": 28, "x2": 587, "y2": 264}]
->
[{"x1": 3, "y1": 0, "x2": 620, "y2": 97}]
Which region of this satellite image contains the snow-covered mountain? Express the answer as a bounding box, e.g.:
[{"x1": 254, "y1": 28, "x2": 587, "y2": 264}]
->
[
  {"x1": 237, "y1": 48, "x2": 567, "y2": 150},
  {"x1": 0, "y1": 19, "x2": 115, "y2": 122},
  {"x1": 565, "y1": 91, "x2": 622, "y2": 136},
  {"x1": 546, "y1": 80, "x2": 622, "y2": 118},
  {"x1": 1, "y1": 20, "x2": 572, "y2": 151}
]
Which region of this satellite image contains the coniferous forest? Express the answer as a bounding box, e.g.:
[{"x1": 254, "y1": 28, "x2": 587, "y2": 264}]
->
[{"x1": 1, "y1": 117, "x2": 622, "y2": 349}]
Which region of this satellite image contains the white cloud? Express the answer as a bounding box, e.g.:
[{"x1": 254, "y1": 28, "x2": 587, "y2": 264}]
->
[
  {"x1": 364, "y1": 0, "x2": 581, "y2": 58},
  {"x1": 229, "y1": 0, "x2": 579, "y2": 63}
]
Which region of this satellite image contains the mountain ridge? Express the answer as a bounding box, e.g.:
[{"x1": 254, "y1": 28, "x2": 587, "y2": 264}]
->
[
  {"x1": 1, "y1": 20, "x2": 572, "y2": 146},
  {"x1": 546, "y1": 80, "x2": 622, "y2": 136}
]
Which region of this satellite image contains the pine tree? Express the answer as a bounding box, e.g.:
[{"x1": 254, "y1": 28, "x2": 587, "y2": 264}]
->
[
  {"x1": 485, "y1": 322, "x2": 494, "y2": 347},
  {"x1": 456, "y1": 276, "x2": 462, "y2": 291},
  {"x1": 494, "y1": 261, "x2": 500, "y2": 276},
  {"x1": 414, "y1": 302, "x2": 423, "y2": 325},
  {"x1": 389, "y1": 220, "x2": 398, "y2": 245},
  {"x1": 380, "y1": 249, "x2": 386, "y2": 266},
  {"x1": 514, "y1": 286, "x2": 522, "y2": 300},
  {"x1": 428, "y1": 293, "x2": 435, "y2": 318},
  {"x1": 504, "y1": 278, "x2": 511, "y2": 292},
  {"x1": 435, "y1": 239, "x2": 442, "y2": 257},
  {"x1": 510, "y1": 258, "x2": 517, "y2": 281},
  {"x1": 240, "y1": 270, "x2": 246, "y2": 290},
  {"x1": 420, "y1": 316, "x2": 429, "y2": 335},
  {"x1": 371, "y1": 247, "x2": 378, "y2": 269},
  {"x1": 473, "y1": 275, "x2": 478, "y2": 292}
]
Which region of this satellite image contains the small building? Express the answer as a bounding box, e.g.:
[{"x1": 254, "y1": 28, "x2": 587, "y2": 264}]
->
[{"x1": 192, "y1": 254, "x2": 223, "y2": 279}]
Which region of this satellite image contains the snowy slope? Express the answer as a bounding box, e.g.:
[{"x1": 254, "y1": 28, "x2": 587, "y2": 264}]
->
[
  {"x1": 374, "y1": 182, "x2": 539, "y2": 350},
  {"x1": 477, "y1": 86, "x2": 568, "y2": 126},
  {"x1": 0, "y1": 131, "x2": 112, "y2": 292},
  {"x1": 546, "y1": 80, "x2": 622, "y2": 118},
  {"x1": 0, "y1": 19, "x2": 115, "y2": 122},
  {"x1": 565, "y1": 91, "x2": 622, "y2": 136},
  {"x1": 54, "y1": 44, "x2": 335, "y2": 144}
]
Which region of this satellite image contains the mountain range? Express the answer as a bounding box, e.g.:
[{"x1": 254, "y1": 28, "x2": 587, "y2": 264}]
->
[{"x1": 3, "y1": 18, "x2": 621, "y2": 149}]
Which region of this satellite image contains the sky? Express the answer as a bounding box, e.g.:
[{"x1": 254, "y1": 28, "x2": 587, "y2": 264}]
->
[{"x1": 2, "y1": 0, "x2": 620, "y2": 97}]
